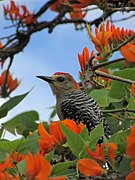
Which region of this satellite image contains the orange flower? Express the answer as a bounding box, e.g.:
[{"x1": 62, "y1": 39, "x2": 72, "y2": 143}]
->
[
  {"x1": 78, "y1": 47, "x2": 94, "y2": 76},
  {"x1": 130, "y1": 84, "x2": 135, "y2": 102},
  {"x1": 26, "y1": 152, "x2": 51, "y2": 180},
  {"x1": 3, "y1": 0, "x2": 35, "y2": 25},
  {"x1": 109, "y1": 23, "x2": 135, "y2": 62},
  {"x1": 110, "y1": 24, "x2": 134, "y2": 44},
  {"x1": 0, "y1": 163, "x2": 5, "y2": 172},
  {"x1": 50, "y1": 1, "x2": 66, "y2": 12},
  {"x1": 58, "y1": 0, "x2": 93, "y2": 9},
  {"x1": 49, "y1": 177, "x2": 65, "y2": 180},
  {"x1": 131, "y1": 160, "x2": 135, "y2": 171},
  {"x1": 78, "y1": 158, "x2": 105, "y2": 176},
  {"x1": 9, "y1": 0, "x2": 20, "y2": 19},
  {"x1": 126, "y1": 126, "x2": 135, "y2": 180},
  {"x1": 120, "y1": 43, "x2": 135, "y2": 62},
  {"x1": 38, "y1": 122, "x2": 55, "y2": 155},
  {"x1": 107, "y1": 143, "x2": 118, "y2": 161},
  {"x1": 3, "y1": 0, "x2": 19, "y2": 19},
  {"x1": 50, "y1": 0, "x2": 93, "y2": 11},
  {"x1": 0, "y1": 70, "x2": 19, "y2": 97},
  {"x1": 86, "y1": 142, "x2": 117, "y2": 162},
  {"x1": 87, "y1": 20, "x2": 135, "y2": 60},
  {"x1": 87, "y1": 22, "x2": 112, "y2": 53},
  {"x1": 1, "y1": 151, "x2": 25, "y2": 170},
  {"x1": 24, "y1": 14, "x2": 35, "y2": 25},
  {"x1": 126, "y1": 160, "x2": 135, "y2": 180},
  {"x1": 0, "y1": 41, "x2": 2, "y2": 48},
  {"x1": 50, "y1": 119, "x2": 84, "y2": 143},
  {"x1": 70, "y1": 8, "x2": 87, "y2": 26},
  {"x1": 0, "y1": 151, "x2": 25, "y2": 180},
  {"x1": 10, "y1": 151, "x2": 25, "y2": 163},
  {"x1": 126, "y1": 125, "x2": 135, "y2": 160},
  {"x1": 0, "y1": 171, "x2": 19, "y2": 180},
  {"x1": 86, "y1": 144, "x2": 105, "y2": 161},
  {"x1": 61, "y1": 119, "x2": 85, "y2": 134},
  {"x1": 49, "y1": 121, "x2": 66, "y2": 144},
  {"x1": 38, "y1": 120, "x2": 84, "y2": 154},
  {"x1": 126, "y1": 171, "x2": 135, "y2": 180},
  {"x1": 25, "y1": 152, "x2": 65, "y2": 180}
]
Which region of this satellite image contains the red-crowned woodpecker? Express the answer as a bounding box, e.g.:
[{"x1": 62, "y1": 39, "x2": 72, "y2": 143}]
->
[{"x1": 37, "y1": 72, "x2": 110, "y2": 139}]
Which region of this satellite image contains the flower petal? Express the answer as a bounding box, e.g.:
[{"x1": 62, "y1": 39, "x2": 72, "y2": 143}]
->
[
  {"x1": 78, "y1": 158, "x2": 105, "y2": 176},
  {"x1": 126, "y1": 125, "x2": 135, "y2": 160}
]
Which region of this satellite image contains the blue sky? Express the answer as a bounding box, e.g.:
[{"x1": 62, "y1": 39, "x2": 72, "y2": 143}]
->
[{"x1": 0, "y1": 0, "x2": 134, "y2": 139}]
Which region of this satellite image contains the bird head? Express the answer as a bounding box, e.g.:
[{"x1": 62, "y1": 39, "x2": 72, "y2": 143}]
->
[{"x1": 37, "y1": 72, "x2": 80, "y2": 97}]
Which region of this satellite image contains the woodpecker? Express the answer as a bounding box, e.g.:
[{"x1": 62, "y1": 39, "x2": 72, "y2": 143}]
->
[{"x1": 37, "y1": 72, "x2": 110, "y2": 139}]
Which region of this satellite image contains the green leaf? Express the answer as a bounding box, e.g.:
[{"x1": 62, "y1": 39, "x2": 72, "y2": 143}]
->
[
  {"x1": 79, "y1": 126, "x2": 89, "y2": 141},
  {"x1": 49, "y1": 106, "x2": 56, "y2": 120},
  {"x1": 89, "y1": 122, "x2": 104, "y2": 148},
  {"x1": 18, "y1": 131, "x2": 39, "y2": 155},
  {"x1": 51, "y1": 160, "x2": 76, "y2": 176},
  {"x1": 109, "y1": 69, "x2": 135, "y2": 99},
  {"x1": 107, "y1": 117, "x2": 121, "y2": 134},
  {"x1": 0, "y1": 148, "x2": 8, "y2": 162},
  {"x1": 90, "y1": 89, "x2": 119, "y2": 107},
  {"x1": 117, "y1": 156, "x2": 131, "y2": 173},
  {"x1": 45, "y1": 150, "x2": 54, "y2": 162},
  {"x1": 0, "y1": 138, "x2": 25, "y2": 154},
  {"x1": 109, "y1": 129, "x2": 130, "y2": 153},
  {"x1": 0, "y1": 127, "x2": 4, "y2": 138},
  {"x1": 2, "y1": 111, "x2": 39, "y2": 135},
  {"x1": 0, "y1": 91, "x2": 29, "y2": 118},
  {"x1": 7, "y1": 168, "x2": 17, "y2": 177},
  {"x1": 60, "y1": 123, "x2": 85, "y2": 158},
  {"x1": 127, "y1": 95, "x2": 135, "y2": 117},
  {"x1": 17, "y1": 159, "x2": 26, "y2": 175}
]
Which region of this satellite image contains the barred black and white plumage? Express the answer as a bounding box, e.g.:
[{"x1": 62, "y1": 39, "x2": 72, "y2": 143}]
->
[
  {"x1": 37, "y1": 72, "x2": 111, "y2": 139},
  {"x1": 57, "y1": 90, "x2": 110, "y2": 139}
]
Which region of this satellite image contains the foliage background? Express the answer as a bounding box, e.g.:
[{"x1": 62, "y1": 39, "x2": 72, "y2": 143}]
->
[
  {"x1": 0, "y1": 0, "x2": 134, "y2": 141},
  {"x1": 0, "y1": 0, "x2": 135, "y2": 179}
]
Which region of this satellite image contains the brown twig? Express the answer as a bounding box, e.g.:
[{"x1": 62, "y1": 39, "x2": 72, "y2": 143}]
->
[
  {"x1": 92, "y1": 57, "x2": 125, "y2": 70},
  {"x1": 113, "y1": 14, "x2": 135, "y2": 23},
  {"x1": 60, "y1": 9, "x2": 114, "y2": 27},
  {"x1": 2, "y1": 56, "x2": 14, "y2": 97},
  {"x1": 33, "y1": 0, "x2": 57, "y2": 19},
  {"x1": 107, "y1": 7, "x2": 135, "y2": 12},
  {"x1": 95, "y1": 70, "x2": 135, "y2": 85},
  {"x1": 104, "y1": 34, "x2": 135, "y2": 59},
  {"x1": 48, "y1": 7, "x2": 71, "y2": 33},
  {"x1": 103, "y1": 108, "x2": 135, "y2": 113}
]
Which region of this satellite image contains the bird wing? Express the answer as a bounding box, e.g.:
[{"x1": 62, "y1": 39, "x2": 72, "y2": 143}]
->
[{"x1": 60, "y1": 90, "x2": 110, "y2": 138}]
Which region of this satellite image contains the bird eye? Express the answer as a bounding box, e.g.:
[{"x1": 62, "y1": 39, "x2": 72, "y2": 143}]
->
[{"x1": 57, "y1": 77, "x2": 65, "y2": 83}]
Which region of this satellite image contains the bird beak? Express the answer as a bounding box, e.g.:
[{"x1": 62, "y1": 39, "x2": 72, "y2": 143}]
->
[{"x1": 36, "y1": 76, "x2": 54, "y2": 83}]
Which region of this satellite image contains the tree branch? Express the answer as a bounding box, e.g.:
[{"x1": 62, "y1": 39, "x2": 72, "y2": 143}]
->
[
  {"x1": 2, "y1": 56, "x2": 14, "y2": 97},
  {"x1": 112, "y1": 14, "x2": 135, "y2": 23},
  {"x1": 95, "y1": 70, "x2": 135, "y2": 85},
  {"x1": 107, "y1": 6, "x2": 135, "y2": 12},
  {"x1": 103, "y1": 108, "x2": 135, "y2": 113},
  {"x1": 103, "y1": 34, "x2": 135, "y2": 59},
  {"x1": 33, "y1": 0, "x2": 57, "y2": 19},
  {"x1": 0, "y1": 1, "x2": 134, "y2": 63},
  {"x1": 60, "y1": 10, "x2": 114, "y2": 27},
  {"x1": 86, "y1": 34, "x2": 135, "y2": 71},
  {"x1": 92, "y1": 57, "x2": 125, "y2": 70}
]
